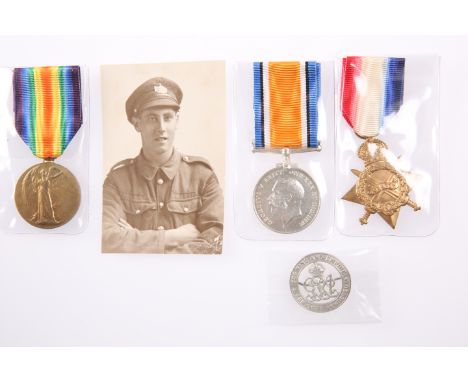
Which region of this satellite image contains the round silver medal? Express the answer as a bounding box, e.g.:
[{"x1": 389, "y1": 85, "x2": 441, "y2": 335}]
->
[
  {"x1": 253, "y1": 167, "x2": 320, "y2": 233},
  {"x1": 290, "y1": 253, "x2": 351, "y2": 313}
]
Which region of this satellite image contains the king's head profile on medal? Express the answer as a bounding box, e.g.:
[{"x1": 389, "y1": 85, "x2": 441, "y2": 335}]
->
[
  {"x1": 267, "y1": 176, "x2": 306, "y2": 230},
  {"x1": 101, "y1": 75, "x2": 224, "y2": 254}
]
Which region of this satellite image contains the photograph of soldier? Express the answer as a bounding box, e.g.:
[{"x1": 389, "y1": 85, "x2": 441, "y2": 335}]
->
[{"x1": 101, "y1": 62, "x2": 225, "y2": 254}]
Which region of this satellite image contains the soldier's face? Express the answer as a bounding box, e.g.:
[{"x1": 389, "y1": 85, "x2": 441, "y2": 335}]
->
[{"x1": 135, "y1": 107, "x2": 179, "y2": 156}]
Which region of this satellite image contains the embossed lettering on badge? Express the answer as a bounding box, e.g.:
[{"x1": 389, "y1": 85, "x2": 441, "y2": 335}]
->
[{"x1": 290, "y1": 253, "x2": 351, "y2": 313}]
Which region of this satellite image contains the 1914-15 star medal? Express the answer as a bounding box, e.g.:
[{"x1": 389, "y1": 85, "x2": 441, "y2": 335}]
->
[{"x1": 342, "y1": 138, "x2": 420, "y2": 229}]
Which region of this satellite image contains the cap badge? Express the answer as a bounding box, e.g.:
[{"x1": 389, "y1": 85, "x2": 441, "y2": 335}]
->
[{"x1": 154, "y1": 84, "x2": 168, "y2": 95}]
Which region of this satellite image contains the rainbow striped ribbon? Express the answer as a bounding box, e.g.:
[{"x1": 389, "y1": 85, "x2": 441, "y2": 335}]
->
[
  {"x1": 253, "y1": 61, "x2": 320, "y2": 150},
  {"x1": 341, "y1": 56, "x2": 405, "y2": 138},
  {"x1": 13, "y1": 66, "x2": 82, "y2": 160}
]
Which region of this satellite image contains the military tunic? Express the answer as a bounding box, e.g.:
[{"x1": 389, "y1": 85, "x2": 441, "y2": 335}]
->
[{"x1": 102, "y1": 150, "x2": 223, "y2": 254}]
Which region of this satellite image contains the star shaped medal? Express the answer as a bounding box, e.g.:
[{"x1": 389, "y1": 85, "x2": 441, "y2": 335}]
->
[{"x1": 340, "y1": 56, "x2": 420, "y2": 229}]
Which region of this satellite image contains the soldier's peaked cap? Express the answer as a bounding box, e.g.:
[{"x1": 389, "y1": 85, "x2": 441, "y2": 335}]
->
[{"x1": 126, "y1": 77, "x2": 183, "y2": 122}]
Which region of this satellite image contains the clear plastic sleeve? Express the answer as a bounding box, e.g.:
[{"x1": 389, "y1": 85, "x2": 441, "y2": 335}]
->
[
  {"x1": 268, "y1": 247, "x2": 381, "y2": 324},
  {"x1": 335, "y1": 55, "x2": 440, "y2": 236},
  {"x1": 232, "y1": 61, "x2": 335, "y2": 241},
  {"x1": 0, "y1": 66, "x2": 89, "y2": 234}
]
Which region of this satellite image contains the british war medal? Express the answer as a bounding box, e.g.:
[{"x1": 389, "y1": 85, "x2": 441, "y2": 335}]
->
[{"x1": 252, "y1": 61, "x2": 321, "y2": 234}]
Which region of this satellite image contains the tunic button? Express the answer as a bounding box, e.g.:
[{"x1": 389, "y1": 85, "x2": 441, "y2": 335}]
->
[
  {"x1": 183, "y1": 156, "x2": 189, "y2": 161},
  {"x1": 135, "y1": 209, "x2": 141, "y2": 214},
  {"x1": 183, "y1": 207, "x2": 189, "y2": 212},
  {"x1": 159, "y1": 202, "x2": 164, "y2": 208},
  {"x1": 157, "y1": 178, "x2": 164, "y2": 185},
  {"x1": 157, "y1": 226, "x2": 164, "y2": 230}
]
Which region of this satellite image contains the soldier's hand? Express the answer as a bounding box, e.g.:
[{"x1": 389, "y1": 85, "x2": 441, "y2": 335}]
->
[
  {"x1": 118, "y1": 218, "x2": 134, "y2": 230},
  {"x1": 165, "y1": 224, "x2": 200, "y2": 247}
]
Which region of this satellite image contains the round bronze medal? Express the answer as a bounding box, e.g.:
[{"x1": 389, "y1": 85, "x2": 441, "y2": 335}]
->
[{"x1": 15, "y1": 161, "x2": 81, "y2": 229}]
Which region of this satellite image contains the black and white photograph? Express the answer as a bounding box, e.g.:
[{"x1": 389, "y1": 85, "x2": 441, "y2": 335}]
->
[{"x1": 100, "y1": 61, "x2": 225, "y2": 254}]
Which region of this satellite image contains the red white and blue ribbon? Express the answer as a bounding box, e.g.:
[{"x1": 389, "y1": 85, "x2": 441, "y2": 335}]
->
[
  {"x1": 253, "y1": 61, "x2": 320, "y2": 149},
  {"x1": 341, "y1": 56, "x2": 405, "y2": 137}
]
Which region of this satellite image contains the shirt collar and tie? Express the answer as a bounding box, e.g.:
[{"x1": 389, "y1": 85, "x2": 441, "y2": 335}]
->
[{"x1": 135, "y1": 149, "x2": 182, "y2": 181}]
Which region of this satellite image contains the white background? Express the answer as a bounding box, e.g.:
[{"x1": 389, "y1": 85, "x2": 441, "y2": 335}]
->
[{"x1": 0, "y1": 36, "x2": 467, "y2": 346}]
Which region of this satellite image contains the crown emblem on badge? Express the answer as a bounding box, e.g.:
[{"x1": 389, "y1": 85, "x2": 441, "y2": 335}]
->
[
  {"x1": 308, "y1": 262, "x2": 324, "y2": 277},
  {"x1": 154, "y1": 84, "x2": 168, "y2": 95}
]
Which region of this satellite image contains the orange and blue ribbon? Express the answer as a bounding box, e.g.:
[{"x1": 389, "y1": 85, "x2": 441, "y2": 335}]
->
[
  {"x1": 253, "y1": 61, "x2": 320, "y2": 149},
  {"x1": 341, "y1": 56, "x2": 405, "y2": 137},
  {"x1": 13, "y1": 66, "x2": 82, "y2": 160}
]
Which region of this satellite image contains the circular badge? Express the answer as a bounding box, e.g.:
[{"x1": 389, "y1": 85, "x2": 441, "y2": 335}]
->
[
  {"x1": 15, "y1": 162, "x2": 81, "y2": 229},
  {"x1": 253, "y1": 167, "x2": 320, "y2": 234},
  {"x1": 290, "y1": 253, "x2": 351, "y2": 313}
]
